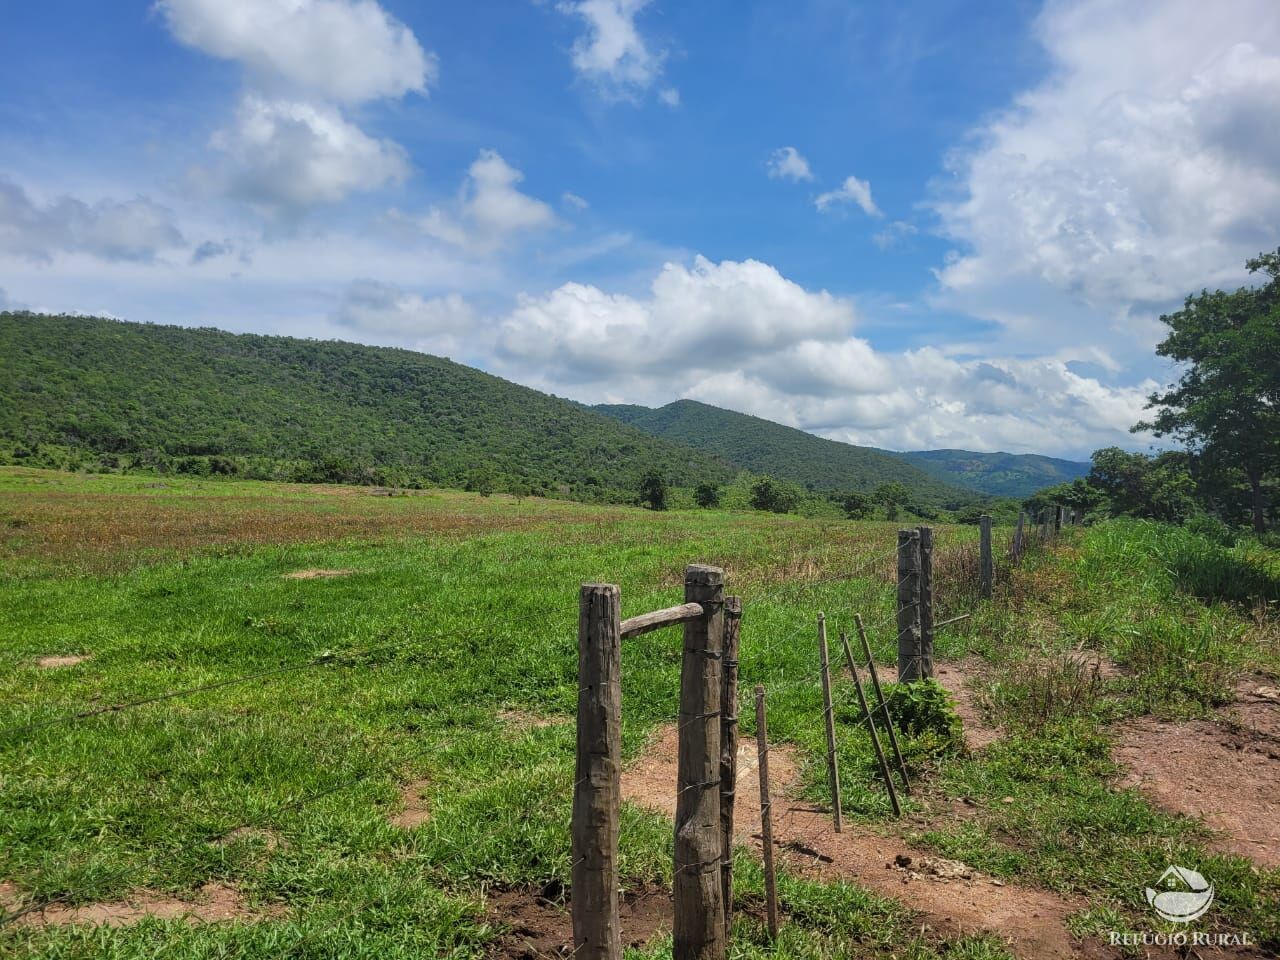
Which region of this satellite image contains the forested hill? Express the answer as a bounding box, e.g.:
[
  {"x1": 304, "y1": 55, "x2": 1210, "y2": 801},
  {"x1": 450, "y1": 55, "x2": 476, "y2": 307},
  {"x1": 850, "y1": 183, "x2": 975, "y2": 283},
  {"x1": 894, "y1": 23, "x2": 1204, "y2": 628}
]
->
[
  {"x1": 892, "y1": 449, "x2": 1089, "y2": 499},
  {"x1": 594, "y1": 399, "x2": 977, "y2": 507},
  {"x1": 0, "y1": 313, "x2": 736, "y2": 500}
]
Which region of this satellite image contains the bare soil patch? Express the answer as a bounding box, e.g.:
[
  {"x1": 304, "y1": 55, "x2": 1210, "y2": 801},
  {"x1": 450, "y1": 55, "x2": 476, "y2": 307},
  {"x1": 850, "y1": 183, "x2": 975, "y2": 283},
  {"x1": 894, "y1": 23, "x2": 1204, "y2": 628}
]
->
[
  {"x1": 933, "y1": 659, "x2": 1002, "y2": 752},
  {"x1": 0, "y1": 882, "x2": 283, "y2": 928},
  {"x1": 214, "y1": 826, "x2": 284, "y2": 853},
  {"x1": 35, "y1": 654, "x2": 89, "y2": 669},
  {"x1": 497, "y1": 710, "x2": 567, "y2": 730},
  {"x1": 389, "y1": 778, "x2": 432, "y2": 829},
  {"x1": 1114, "y1": 680, "x2": 1280, "y2": 868},
  {"x1": 281, "y1": 568, "x2": 355, "y2": 580},
  {"x1": 623, "y1": 725, "x2": 1111, "y2": 959},
  {"x1": 483, "y1": 883, "x2": 670, "y2": 959}
]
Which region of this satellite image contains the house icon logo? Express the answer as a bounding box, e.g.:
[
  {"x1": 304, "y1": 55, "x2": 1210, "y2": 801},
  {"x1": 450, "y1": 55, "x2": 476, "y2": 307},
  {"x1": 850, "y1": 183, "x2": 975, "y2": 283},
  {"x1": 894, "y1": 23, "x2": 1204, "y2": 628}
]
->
[{"x1": 1145, "y1": 865, "x2": 1214, "y2": 923}]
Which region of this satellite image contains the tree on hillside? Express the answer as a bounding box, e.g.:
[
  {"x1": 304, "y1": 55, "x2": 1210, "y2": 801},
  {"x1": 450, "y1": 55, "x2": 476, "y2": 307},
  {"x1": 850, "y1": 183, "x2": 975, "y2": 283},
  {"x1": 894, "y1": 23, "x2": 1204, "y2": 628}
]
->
[
  {"x1": 639, "y1": 471, "x2": 668, "y2": 511},
  {"x1": 838, "y1": 491, "x2": 872, "y2": 520},
  {"x1": 873, "y1": 481, "x2": 910, "y2": 521},
  {"x1": 1137, "y1": 250, "x2": 1280, "y2": 532},
  {"x1": 750, "y1": 475, "x2": 798, "y2": 513},
  {"x1": 694, "y1": 481, "x2": 720, "y2": 508}
]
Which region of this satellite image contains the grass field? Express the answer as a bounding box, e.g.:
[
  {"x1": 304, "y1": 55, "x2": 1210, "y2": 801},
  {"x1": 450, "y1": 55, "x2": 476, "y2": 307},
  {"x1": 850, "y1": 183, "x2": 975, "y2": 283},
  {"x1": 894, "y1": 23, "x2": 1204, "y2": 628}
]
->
[{"x1": 1, "y1": 467, "x2": 1277, "y2": 959}]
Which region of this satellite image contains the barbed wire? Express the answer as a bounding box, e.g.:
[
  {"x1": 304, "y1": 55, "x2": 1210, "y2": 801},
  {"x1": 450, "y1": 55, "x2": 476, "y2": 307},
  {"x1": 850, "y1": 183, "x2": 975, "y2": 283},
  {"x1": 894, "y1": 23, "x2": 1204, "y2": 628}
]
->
[{"x1": 2, "y1": 523, "x2": 1048, "y2": 935}]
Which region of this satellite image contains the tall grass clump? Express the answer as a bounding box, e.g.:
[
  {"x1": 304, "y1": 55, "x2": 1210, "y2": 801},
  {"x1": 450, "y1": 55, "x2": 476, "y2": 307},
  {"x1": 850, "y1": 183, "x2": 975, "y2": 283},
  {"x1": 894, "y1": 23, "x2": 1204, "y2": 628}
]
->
[{"x1": 1081, "y1": 518, "x2": 1280, "y2": 606}]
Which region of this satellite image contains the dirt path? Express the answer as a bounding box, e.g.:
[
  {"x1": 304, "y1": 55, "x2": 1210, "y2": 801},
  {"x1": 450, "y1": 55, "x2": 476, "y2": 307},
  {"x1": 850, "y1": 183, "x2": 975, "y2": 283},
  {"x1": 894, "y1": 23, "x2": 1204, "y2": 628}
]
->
[
  {"x1": 933, "y1": 659, "x2": 1002, "y2": 752},
  {"x1": 1113, "y1": 677, "x2": 1280, "y2": 868},
  {"x1": 623, "y1": 725, "x2": 1112, "y2": 959},
  {"x1": 0, "y1": 882, "x2": 282, "y2": 928}
]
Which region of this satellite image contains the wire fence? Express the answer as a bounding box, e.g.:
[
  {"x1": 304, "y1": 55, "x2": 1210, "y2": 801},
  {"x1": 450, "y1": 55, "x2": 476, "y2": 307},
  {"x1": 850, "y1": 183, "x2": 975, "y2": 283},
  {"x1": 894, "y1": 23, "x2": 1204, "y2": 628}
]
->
[{"x1": 2, "y1": 512, "x2": 1065, "y2": 934}]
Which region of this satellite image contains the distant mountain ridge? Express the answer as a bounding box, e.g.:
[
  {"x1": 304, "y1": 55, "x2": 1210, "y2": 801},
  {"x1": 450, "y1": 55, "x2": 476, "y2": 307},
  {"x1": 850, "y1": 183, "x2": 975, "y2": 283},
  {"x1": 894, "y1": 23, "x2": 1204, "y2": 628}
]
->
[
  {"x1": 596, "y1": 400, "x2": 1087, "y2": 499},
  {"x1": 594, "y1": 399, "x2": 979, "y2": 506},
  {"x1": 890, "y1": 449, "x2": 1089, "y2": 498}
]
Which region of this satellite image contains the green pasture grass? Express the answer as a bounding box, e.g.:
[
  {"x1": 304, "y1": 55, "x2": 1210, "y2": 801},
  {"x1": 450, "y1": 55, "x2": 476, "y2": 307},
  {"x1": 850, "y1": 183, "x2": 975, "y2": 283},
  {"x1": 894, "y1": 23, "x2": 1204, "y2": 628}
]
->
[
  {"x1": 1, "y1": 468, "x2": 989, "y2": 958},
  {"x1": 1, "y1": 468, "x2": 1278, "y2": 956}
]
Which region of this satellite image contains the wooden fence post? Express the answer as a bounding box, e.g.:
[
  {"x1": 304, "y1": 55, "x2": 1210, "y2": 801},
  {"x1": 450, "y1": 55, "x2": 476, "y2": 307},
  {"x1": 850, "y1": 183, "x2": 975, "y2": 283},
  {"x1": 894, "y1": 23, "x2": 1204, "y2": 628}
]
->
[
  {"x1": 674, "y1": 565, "x2": 725, "y2": 960},
  {"x1": 978, "y1": 514, "x2": 993, "y2": 600},
  {"x1": 897, "y1": 530, "x2": 922, "y2": 682},
  {"x1": 754, "y1": 686, "x2": 779, "y2": 940},
  {"x1": 1054, "y1": 505, "x2": 1063, "y2": 535},
  {"x1": 917, "y1": 526, "x2": 934, "y2": 679},
  {"x1": 817, "y1": 613, "x2": 842, "y2": 832},
  {"x1": 1013, "y1": 511, "x2": 1025, "y2": 562},
  {"x1": 840, "y1": 631, "x2": 901, "y2": 817},
  {"x1": 719, "y1": 596, "x2": 741, "y2": 937},
  {"x1": 573, "y1": 584, "x2": 623, "y2": 960}
]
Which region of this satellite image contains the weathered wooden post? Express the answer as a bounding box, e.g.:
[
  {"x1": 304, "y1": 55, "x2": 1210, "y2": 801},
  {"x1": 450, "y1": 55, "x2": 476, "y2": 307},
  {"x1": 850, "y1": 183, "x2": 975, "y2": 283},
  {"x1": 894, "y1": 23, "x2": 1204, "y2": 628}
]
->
[
  {"x1": 719, "y1": 596, "x2": 741, "y2": 936},
  {"x1": 897, "y1": 530, "x2": 923, "y2": 682},
  {"x1": 1013, "y1": 511, "x2": 1026, "y2": 562},
  {"x1": 817, "y1": 613, "x2": 842, "y2": 831},
  {"x1": 917, "y1": 526, "x2": 934, "y2": 679},
  {"x1": 754, "y1": 685, "x2": 779, "y2": 940},
  {"x1": 674, "y1": 565, "x2": 725, "y2": 960},
  {"x1": 979, "y1": 514, "x2": 993, "y2": 600},
  {"x1": 1054, "y1": 505, "x2": 1063, "y2": 535},
  {"x1": 573, "y1": 584, "x2": 623, "y2": 960}
]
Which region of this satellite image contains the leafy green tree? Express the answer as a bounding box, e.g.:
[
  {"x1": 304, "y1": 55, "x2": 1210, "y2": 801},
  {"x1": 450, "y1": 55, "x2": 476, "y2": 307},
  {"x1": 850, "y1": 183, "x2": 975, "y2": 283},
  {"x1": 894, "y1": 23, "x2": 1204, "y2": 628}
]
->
[
  {"x1": 1079, "y1": 447, "x2": 1197, "y2": 522},
  {"x1": 465, "y1": 464, "x2": 496, "y2": 496},
  {"x1": 694, "y1": 481, "x2": 720, "y2": 508},
  {"x1": 873, "y1": 481, "x2": 911, "y2": 520},
  {"x1": 639, "y1": 471, "x2": 668, "y2": 511},
  {"x1": 838, "y1": 491, "x2": 872, "y2": 520},
  {"x1": 750, "y1": 475, "x2": 798, "y2": 513},
  {"x1": 1136, "y1": 250, "x2": 1280, "y2": 532}
]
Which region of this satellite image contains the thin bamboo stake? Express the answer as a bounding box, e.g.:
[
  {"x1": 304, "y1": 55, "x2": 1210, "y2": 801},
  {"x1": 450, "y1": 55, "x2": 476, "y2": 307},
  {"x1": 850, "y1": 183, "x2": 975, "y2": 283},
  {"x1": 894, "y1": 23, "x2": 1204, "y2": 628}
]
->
[{"x1": 817, "y1": 613, "x2": 842, "y2": 832}]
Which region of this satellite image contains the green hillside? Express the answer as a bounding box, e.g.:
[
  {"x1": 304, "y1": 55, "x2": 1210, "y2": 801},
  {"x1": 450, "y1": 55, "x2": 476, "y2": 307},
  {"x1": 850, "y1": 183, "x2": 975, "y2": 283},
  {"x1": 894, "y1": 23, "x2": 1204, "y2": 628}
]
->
[
  {"x1": 893, "y1": 449, "x2": 1090, "y2": 498},
  {"x1": 0, "y1": 313, "x2": 735, "y2": 501},
  {"x1": 594, "y1": 399, "x2": 978, "y2": 506}
]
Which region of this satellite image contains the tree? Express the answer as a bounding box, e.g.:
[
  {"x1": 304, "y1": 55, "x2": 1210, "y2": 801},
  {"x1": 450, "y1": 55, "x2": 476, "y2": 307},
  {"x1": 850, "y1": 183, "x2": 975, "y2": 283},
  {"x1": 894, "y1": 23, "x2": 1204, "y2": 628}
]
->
[
  {"x1": 838, "y1": 491, "x2": 872, "y2": 520},
  {"x1": 873, "y1": 481, "x2": 911, "y2": 521},
  {"x1": 694, "y1": 481, "x2": 720, "y2": 508},
  {"x1": 750, "y1": 475, "x2": 798, "y2": 513},
  {"x1": 1136, "y1": 250, "x2": 1280, "y2": 533},
  {"x1": 639, "y1": 471, "x2": 667, "y2": 511},
  {"x1": 466, "y1": 464, "x2": 496, "y2": 496}
]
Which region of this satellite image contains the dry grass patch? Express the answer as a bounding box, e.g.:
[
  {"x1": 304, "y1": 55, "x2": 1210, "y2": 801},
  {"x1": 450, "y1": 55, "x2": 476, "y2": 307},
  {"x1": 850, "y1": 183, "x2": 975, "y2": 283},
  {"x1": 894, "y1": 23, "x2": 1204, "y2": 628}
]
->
[
  {"x1": 34, "y1": 654, "x2": 89, "y2": 669},
  {"x1": 0, "y1": 882, "x2": 284, "y2": 928},
  {"x1": 281, "y1": 568, "x2": 354, "y2": 580}
]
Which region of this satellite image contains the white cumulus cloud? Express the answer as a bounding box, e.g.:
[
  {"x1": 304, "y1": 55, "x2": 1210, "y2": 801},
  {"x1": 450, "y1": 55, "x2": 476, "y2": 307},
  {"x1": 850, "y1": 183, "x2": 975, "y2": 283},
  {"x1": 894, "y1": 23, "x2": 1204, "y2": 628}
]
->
[
  {"x1": 157, "y1": 0, "x2": 436, "y2": 103},
  {"x1": 334, "y1": 280, "x2": 478, "y2": 355},
  {"x1": 816, "y1": 175, "x2": 882, "y2": 217},
  {"x1": 414, "y1": 150, "x2": 556, "y2": 252},
  {"x1": 767, "y1": 147, "x2": 814, "y2": 182},
  {"x1": 210, "y1": 96, "x2": 410, "y2": 216},
  {"x1": 557, "y1": 0, "x2": 671, "y2": 101},
  {"x1": 0, "y1": 178, "x2": 184, "y2": 262},
  {"x1": 934, "y1": 0, "x2": 1280, "y2": 358},
  {"x1": 491, "y1": 255, "x2": 1156, "y2": 458}
]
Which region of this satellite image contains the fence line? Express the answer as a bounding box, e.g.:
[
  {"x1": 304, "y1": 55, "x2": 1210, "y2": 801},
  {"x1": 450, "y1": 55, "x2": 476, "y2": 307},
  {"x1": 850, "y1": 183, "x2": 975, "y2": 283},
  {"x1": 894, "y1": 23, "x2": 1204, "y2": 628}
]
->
[{"x1": 3, "y1": 506, "x2": 1073, "y2": 944}]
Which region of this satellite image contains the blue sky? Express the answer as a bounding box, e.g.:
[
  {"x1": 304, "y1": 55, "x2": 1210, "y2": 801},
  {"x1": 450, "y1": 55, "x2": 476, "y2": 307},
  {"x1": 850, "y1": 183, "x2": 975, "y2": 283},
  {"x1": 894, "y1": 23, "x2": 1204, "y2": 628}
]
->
[{"x1": 3, "y1": 0, "x2": 1279, "y2": 459}]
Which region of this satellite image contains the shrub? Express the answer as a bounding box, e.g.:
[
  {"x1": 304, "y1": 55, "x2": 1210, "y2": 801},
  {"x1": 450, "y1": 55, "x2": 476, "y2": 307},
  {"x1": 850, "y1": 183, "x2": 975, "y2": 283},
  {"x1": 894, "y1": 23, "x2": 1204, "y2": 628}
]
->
[
  {"x1": 694, "y1": 482, "x2": 720, "y2": 508},
  {"x1": 882, "y1": 679, "x2": 964, "y2": 761}
]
